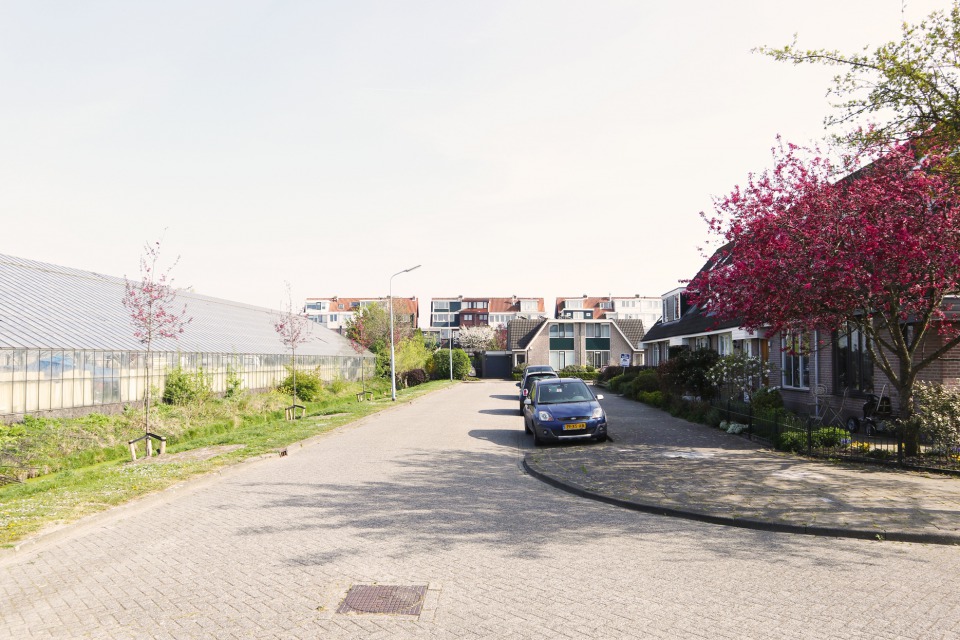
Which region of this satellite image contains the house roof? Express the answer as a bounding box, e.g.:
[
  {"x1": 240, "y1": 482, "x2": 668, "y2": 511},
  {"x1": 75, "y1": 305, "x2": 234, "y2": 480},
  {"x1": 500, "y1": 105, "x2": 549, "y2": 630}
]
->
[
  {"x1": 0, "y1": 254, "x2": 365, "y2": 356},
  {"x1": 307, "y1": 297, "x2": 418, "y2": 316},
  {"x1": 507, "y1": 318, "x2": 546, "y2": 350},
  {"x1": 612, "y1": 319, "x2": 646, "y2": 349},
  {"x1": 641, "y1": 244, "x2": 742, "y2": 343}
]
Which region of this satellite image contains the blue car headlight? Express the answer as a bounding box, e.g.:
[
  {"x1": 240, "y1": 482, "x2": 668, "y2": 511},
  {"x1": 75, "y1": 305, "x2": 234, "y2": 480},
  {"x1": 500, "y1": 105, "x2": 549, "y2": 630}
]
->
[
  {"x1": 591, "y1": 407, "x2": 605, "y2": 419},
  {"x1": 537, "y1": 410, "x2": 554, "y2": 422}
]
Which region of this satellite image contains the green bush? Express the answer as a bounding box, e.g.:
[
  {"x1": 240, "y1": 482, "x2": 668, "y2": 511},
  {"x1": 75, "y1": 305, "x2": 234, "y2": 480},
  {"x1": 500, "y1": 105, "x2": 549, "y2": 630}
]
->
[
  {"x1": 277, "y1": 367, "x2": 324, "y2": 402},
  {"x1": 608, "y1": 373, "x2": 638, "y2": 394},
  {"x1": 559, "y1": 365, "x2": 599, "y2": 380},
  {"x1": 163, "y1": 366, "x2": 212, "y2": 406},
  {"x1": 812, "y1": 427, "x2": 849, "y2": 449},
  {"x1": 775, "y1": 430, "x2": 807, "y2": 453},
  {"x1": 637, "y1": 391, "x2": 665, "y2": 407},
  {"x1": 750, "y1": 387, "x2": 784, "y2": 411},
  {"x1": 432, "y1": 349, "x2": 471, "y2": 380},
  {"x1": 633, "y1": 369, "x2": 660, "y2": 393}
]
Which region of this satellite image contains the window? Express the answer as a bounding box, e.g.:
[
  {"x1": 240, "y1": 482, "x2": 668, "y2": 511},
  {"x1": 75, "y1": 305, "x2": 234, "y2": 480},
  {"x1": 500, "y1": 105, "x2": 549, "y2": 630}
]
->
[
  {"x1": 434, "y1": 301, "x2": 450, "y2": 311},
  {"x1": 600, "y1": 301, "x2": 613, "y2": 310},
  {"x1": 694, "y1": 336, "x2": 710, "y2": 350},
  {"x1": 463, "y1": 314, "x2": 473, "y2": 321},
  {"x1": 549, "y1": 324, "x2": 574, "y2": 338},
  {"x1": 662, "y1": 293, "x2": 683, "y2": 323},
  {"x1": 718, "y1": 334, "x2": 733, "y2": 356},
  {"x1": 585, "y1": 324, "x2": 610, "y2": 338},
  {"x1": 519, "y1": 300, "x2": 538, "y2": 313},
  {"x1": 549, "y1": 351, "x2": 574, "y2": 370},
  {"x1": 566, "y1": 299, "x2": 584, "y2": 310},
  {"x1": 479, "y1": 314, "x2": 488, "y2": 322},
  {"x1": 586, "y1": 351, "x2": 610, "y2": 367},
  {"x1": 781, "y1": 332, "x2": 810, "y2": 389},
  {"x1": 835, "y1": 325, "x2": 873, "y2": 393}
]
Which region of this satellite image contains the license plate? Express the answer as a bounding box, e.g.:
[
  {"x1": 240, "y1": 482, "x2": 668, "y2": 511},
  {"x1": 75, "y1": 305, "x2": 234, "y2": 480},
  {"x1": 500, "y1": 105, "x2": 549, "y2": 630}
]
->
[{"x1": 563, "y1": 423, "x2": 586, "y2": 431}]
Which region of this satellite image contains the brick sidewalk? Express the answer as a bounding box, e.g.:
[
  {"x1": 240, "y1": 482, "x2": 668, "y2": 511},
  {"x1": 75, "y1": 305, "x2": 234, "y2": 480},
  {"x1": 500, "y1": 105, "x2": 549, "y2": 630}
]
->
[{"x1": 525, "y1": 392, "x2": 960, "y2": 544}]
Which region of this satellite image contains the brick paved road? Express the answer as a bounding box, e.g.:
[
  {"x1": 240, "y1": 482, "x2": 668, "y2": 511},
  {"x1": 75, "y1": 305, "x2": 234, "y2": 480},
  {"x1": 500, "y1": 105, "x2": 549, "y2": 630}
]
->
[{"x1": 2, "y1": 380, "x2": 960, "y2": 639}]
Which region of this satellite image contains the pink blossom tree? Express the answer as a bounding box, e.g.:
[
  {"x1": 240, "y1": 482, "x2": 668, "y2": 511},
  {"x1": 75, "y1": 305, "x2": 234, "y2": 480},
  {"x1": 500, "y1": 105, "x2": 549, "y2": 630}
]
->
[
  {"x1": 274, "y1": 286, "x2": 311, "y2": 415},
  {"x1": 688, "y1": 139, "x2": 960, "y2": 454},
  {"x1": 123, "y1": 239, "x2": 191, "y2": 447}
]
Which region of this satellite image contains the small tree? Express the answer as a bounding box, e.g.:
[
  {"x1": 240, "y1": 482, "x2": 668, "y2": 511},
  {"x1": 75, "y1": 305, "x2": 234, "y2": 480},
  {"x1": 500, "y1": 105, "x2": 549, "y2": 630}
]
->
[
  {"x1": 123, "y1": 239, "x2": 190, "y2": 453},
  {"x1": 274, "y1": 285, "x2": 311, "y2": 416},
  {"x1": 707, "y1": 353, "x2": 770, "y2": 400},
  {"x1": 493, "y1": 323, "x2": 508, "y2": 350},
  {"x1": 456, "y1": 325, "x2": 496, "y2": 352}
]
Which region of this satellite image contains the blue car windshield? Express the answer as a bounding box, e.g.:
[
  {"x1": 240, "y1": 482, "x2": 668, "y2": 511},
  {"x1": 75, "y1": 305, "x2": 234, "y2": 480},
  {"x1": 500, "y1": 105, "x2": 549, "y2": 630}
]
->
[{"x1": 536, "y1": 383, "x2": 591, "y2": 404}]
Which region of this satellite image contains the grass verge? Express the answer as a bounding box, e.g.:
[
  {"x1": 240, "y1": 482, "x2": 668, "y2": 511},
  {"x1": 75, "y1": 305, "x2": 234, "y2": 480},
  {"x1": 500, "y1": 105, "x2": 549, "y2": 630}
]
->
[{"x1": 0, "y1": 380, "x2": 455, "y2": 548}]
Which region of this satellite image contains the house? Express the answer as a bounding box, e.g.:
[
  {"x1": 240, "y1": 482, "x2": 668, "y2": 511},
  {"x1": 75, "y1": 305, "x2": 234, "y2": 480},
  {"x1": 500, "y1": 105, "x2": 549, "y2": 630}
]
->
[
  {"x1": 508, "y1": 318, "x2": 645, "y2": 369},
  {"x1": 428, "y1": 296, "x2": 546, "y2": 344},
  {"x1": 555, "y1": 295, "x2": 661, "y2": 328},
  {"x1": 643, "y1": 245, "x2": 960, "y2": 425},
  {"x1": 304, "y1": 296, "x2": 419, "y2": 332},
  {"x1": 640, "y1": 251, "x2": 768, "y2": 368}
]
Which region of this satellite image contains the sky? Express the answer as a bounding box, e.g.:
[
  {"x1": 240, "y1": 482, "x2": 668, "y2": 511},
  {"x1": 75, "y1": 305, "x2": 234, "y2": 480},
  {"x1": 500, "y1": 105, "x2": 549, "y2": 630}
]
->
[{"x1": 0, "y1": 0, "x2": 951, "y2": 325}]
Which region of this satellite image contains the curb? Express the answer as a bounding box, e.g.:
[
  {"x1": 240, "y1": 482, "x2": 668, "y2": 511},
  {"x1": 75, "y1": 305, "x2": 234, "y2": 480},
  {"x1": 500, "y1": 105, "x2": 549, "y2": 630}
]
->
[{"x1": 521, "y1": 457, "x2": 960, "y2": 547}]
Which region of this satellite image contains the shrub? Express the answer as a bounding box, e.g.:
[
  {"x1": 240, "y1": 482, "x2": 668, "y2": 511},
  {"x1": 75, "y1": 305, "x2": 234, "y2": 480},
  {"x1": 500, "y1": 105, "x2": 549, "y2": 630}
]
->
[
  {"x1": 775, "y1": 430, "x2": 806, "y2": 453},
  {"x1": 750, "y1": 387, "x2": 784, "y2": 411},
  {"x1": 432, "y1": 349, "x2": 471, "y2": 380},
  {"x1": 633, "y1": 369, "x2": 660, "y2": 393},
  {"x1": 403, "y1": 368, "x2": 428, "y2": 387},
  {"x1": 637, "y1": 391, "x2": 665, "y2": 407},
  {"x1": 812, "y1": 427, "x2": 849, "y2": 449},
  {"x1": 163, "y1": 366, "x2": 212, "y2": 406},
  {"x1": 559, "y1": 365, "x2": 598, "y2": 380},
  {"x1": 277, "y1": 366, "x2": 324, "y2": 402},
  {"x1": 608, "y1": 373, "x2": 638, "y2": 394},
  {"x1": 657, "y1": 348, "x2": 719, "y2": 399}
]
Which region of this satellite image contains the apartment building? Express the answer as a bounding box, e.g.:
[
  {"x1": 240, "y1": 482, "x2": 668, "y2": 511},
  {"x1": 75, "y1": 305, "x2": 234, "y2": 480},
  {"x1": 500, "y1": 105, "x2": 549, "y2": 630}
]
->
[
  {"x1": 304, "y1": 296, "x2": 419, "y2": 332},
  {"x1": 555, "y1": 295, "x2": 661, "y2": 328}
]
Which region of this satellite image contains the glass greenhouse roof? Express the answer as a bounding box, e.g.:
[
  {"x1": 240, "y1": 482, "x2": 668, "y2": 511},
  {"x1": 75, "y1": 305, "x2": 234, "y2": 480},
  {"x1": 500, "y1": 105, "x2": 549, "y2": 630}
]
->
[{"x1": 0, "y1": 253, "x2": 364, "y2": 357}]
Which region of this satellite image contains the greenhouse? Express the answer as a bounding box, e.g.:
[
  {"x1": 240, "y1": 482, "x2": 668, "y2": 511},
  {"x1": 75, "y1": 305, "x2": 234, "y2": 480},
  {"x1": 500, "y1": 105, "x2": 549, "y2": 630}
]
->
[{"x1": 0, "y1": 254, "x2": 374, "y2": 420}]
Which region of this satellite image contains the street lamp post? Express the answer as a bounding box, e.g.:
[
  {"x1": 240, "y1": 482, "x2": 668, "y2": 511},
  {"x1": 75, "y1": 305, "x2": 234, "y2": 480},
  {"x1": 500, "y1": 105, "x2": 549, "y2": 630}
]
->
[{"x1": 390, "y1": 264, "x2": 421, "y2": 401}]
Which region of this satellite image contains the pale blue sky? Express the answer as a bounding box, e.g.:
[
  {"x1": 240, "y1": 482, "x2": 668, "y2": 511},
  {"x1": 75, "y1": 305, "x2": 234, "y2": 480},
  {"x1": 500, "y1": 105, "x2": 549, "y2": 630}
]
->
[{"x1": 0, "y1": 0, "x2": 948, "y2": 321}]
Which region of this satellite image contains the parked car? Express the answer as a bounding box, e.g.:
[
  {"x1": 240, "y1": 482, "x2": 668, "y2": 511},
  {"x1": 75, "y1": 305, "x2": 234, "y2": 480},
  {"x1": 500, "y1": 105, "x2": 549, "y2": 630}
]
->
[
  {"x1": 523, "y1": 377, "x2": 607, "y2": 445},
  {"x1": 517, "y1": 370, "x2": 559, "y2": 413}
]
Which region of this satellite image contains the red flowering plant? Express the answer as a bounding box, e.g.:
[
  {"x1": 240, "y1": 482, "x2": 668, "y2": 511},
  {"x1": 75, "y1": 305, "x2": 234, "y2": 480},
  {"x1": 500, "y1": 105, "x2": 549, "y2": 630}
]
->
[{"x1": 688, "y1": 138, "x2": 960, "y2": 455}]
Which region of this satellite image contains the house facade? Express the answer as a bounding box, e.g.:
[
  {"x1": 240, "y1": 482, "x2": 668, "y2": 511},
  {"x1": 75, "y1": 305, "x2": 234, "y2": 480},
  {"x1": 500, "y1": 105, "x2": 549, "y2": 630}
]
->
[
  {"x1": 555, "y1": 295, "x2": 661, "y2": 329},
  {"x1": 428, "y1": 296, "x2": 546, "y2": 343},
  {"x1": 304, "y1": 297, "x2": 419, "y2": 332},
  {"x1": 509, "y1": 318, "x2": 645, "y2": 369}
]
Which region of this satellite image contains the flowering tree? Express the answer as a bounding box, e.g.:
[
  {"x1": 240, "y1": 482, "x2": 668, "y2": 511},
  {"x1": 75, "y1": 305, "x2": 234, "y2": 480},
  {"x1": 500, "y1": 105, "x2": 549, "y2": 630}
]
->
[
  {"x1": 688, "y1": 139, "x2": 960, "y2": 454},
  {"x1": 274, "y1": 286, "x2": 311, "y2": 413},
  {"x1": 493, "y1": 323, "x2": 508, "y2": 351},
  {"x1": 456, "y1": 325, "x2": 496, "y2": 352},
  {"x1": 707, "y1": 353, "x2": 770, "y2": 399},
  {"x1": 123, "y1": 239, "x2": 191, "y2": 445}
]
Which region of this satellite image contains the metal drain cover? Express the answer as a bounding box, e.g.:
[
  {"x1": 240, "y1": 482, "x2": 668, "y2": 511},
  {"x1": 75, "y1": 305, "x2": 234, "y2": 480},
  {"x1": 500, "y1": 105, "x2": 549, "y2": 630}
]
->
[{"x1": 337, "y1": 585, "x2": 427, "y2": 616}]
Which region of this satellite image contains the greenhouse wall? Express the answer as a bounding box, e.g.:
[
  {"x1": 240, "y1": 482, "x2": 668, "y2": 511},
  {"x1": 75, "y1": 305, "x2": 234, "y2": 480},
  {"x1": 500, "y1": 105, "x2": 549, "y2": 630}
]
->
[{"x1": 0, "y1": 348, "x2": 375, "y2": 421}]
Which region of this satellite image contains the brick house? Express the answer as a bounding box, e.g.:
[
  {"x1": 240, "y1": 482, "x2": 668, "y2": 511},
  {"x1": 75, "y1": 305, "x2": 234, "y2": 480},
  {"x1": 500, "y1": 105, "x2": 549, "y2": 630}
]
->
[
  {"x1": 429, "y1": 296, "x2": 546, "y2": 344},
  {"x1": 508, "y1": 318, "x2": 645, "y2": 369},
  {"x1": 304, "y1": 296, "x2": 419, "y2": 333}
]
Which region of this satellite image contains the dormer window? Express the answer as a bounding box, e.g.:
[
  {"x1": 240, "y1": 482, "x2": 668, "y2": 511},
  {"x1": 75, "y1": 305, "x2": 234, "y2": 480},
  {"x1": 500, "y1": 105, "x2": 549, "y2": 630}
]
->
[{"x1": 661, "y1": 289, "x2": 686, "y2": 323}]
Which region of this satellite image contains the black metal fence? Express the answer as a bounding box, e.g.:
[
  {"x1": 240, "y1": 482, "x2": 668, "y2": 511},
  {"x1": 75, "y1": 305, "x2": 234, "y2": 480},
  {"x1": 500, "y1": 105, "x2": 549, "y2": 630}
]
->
[{"x1": 713, "y1": 397, "x2": 960, "y2": 475}]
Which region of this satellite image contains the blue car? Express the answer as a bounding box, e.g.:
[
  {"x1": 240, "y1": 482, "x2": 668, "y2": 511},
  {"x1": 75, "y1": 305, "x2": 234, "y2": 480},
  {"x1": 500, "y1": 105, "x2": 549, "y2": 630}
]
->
[{"x1": 523, "y1": 377, "x2": 607, "y2": 445}]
